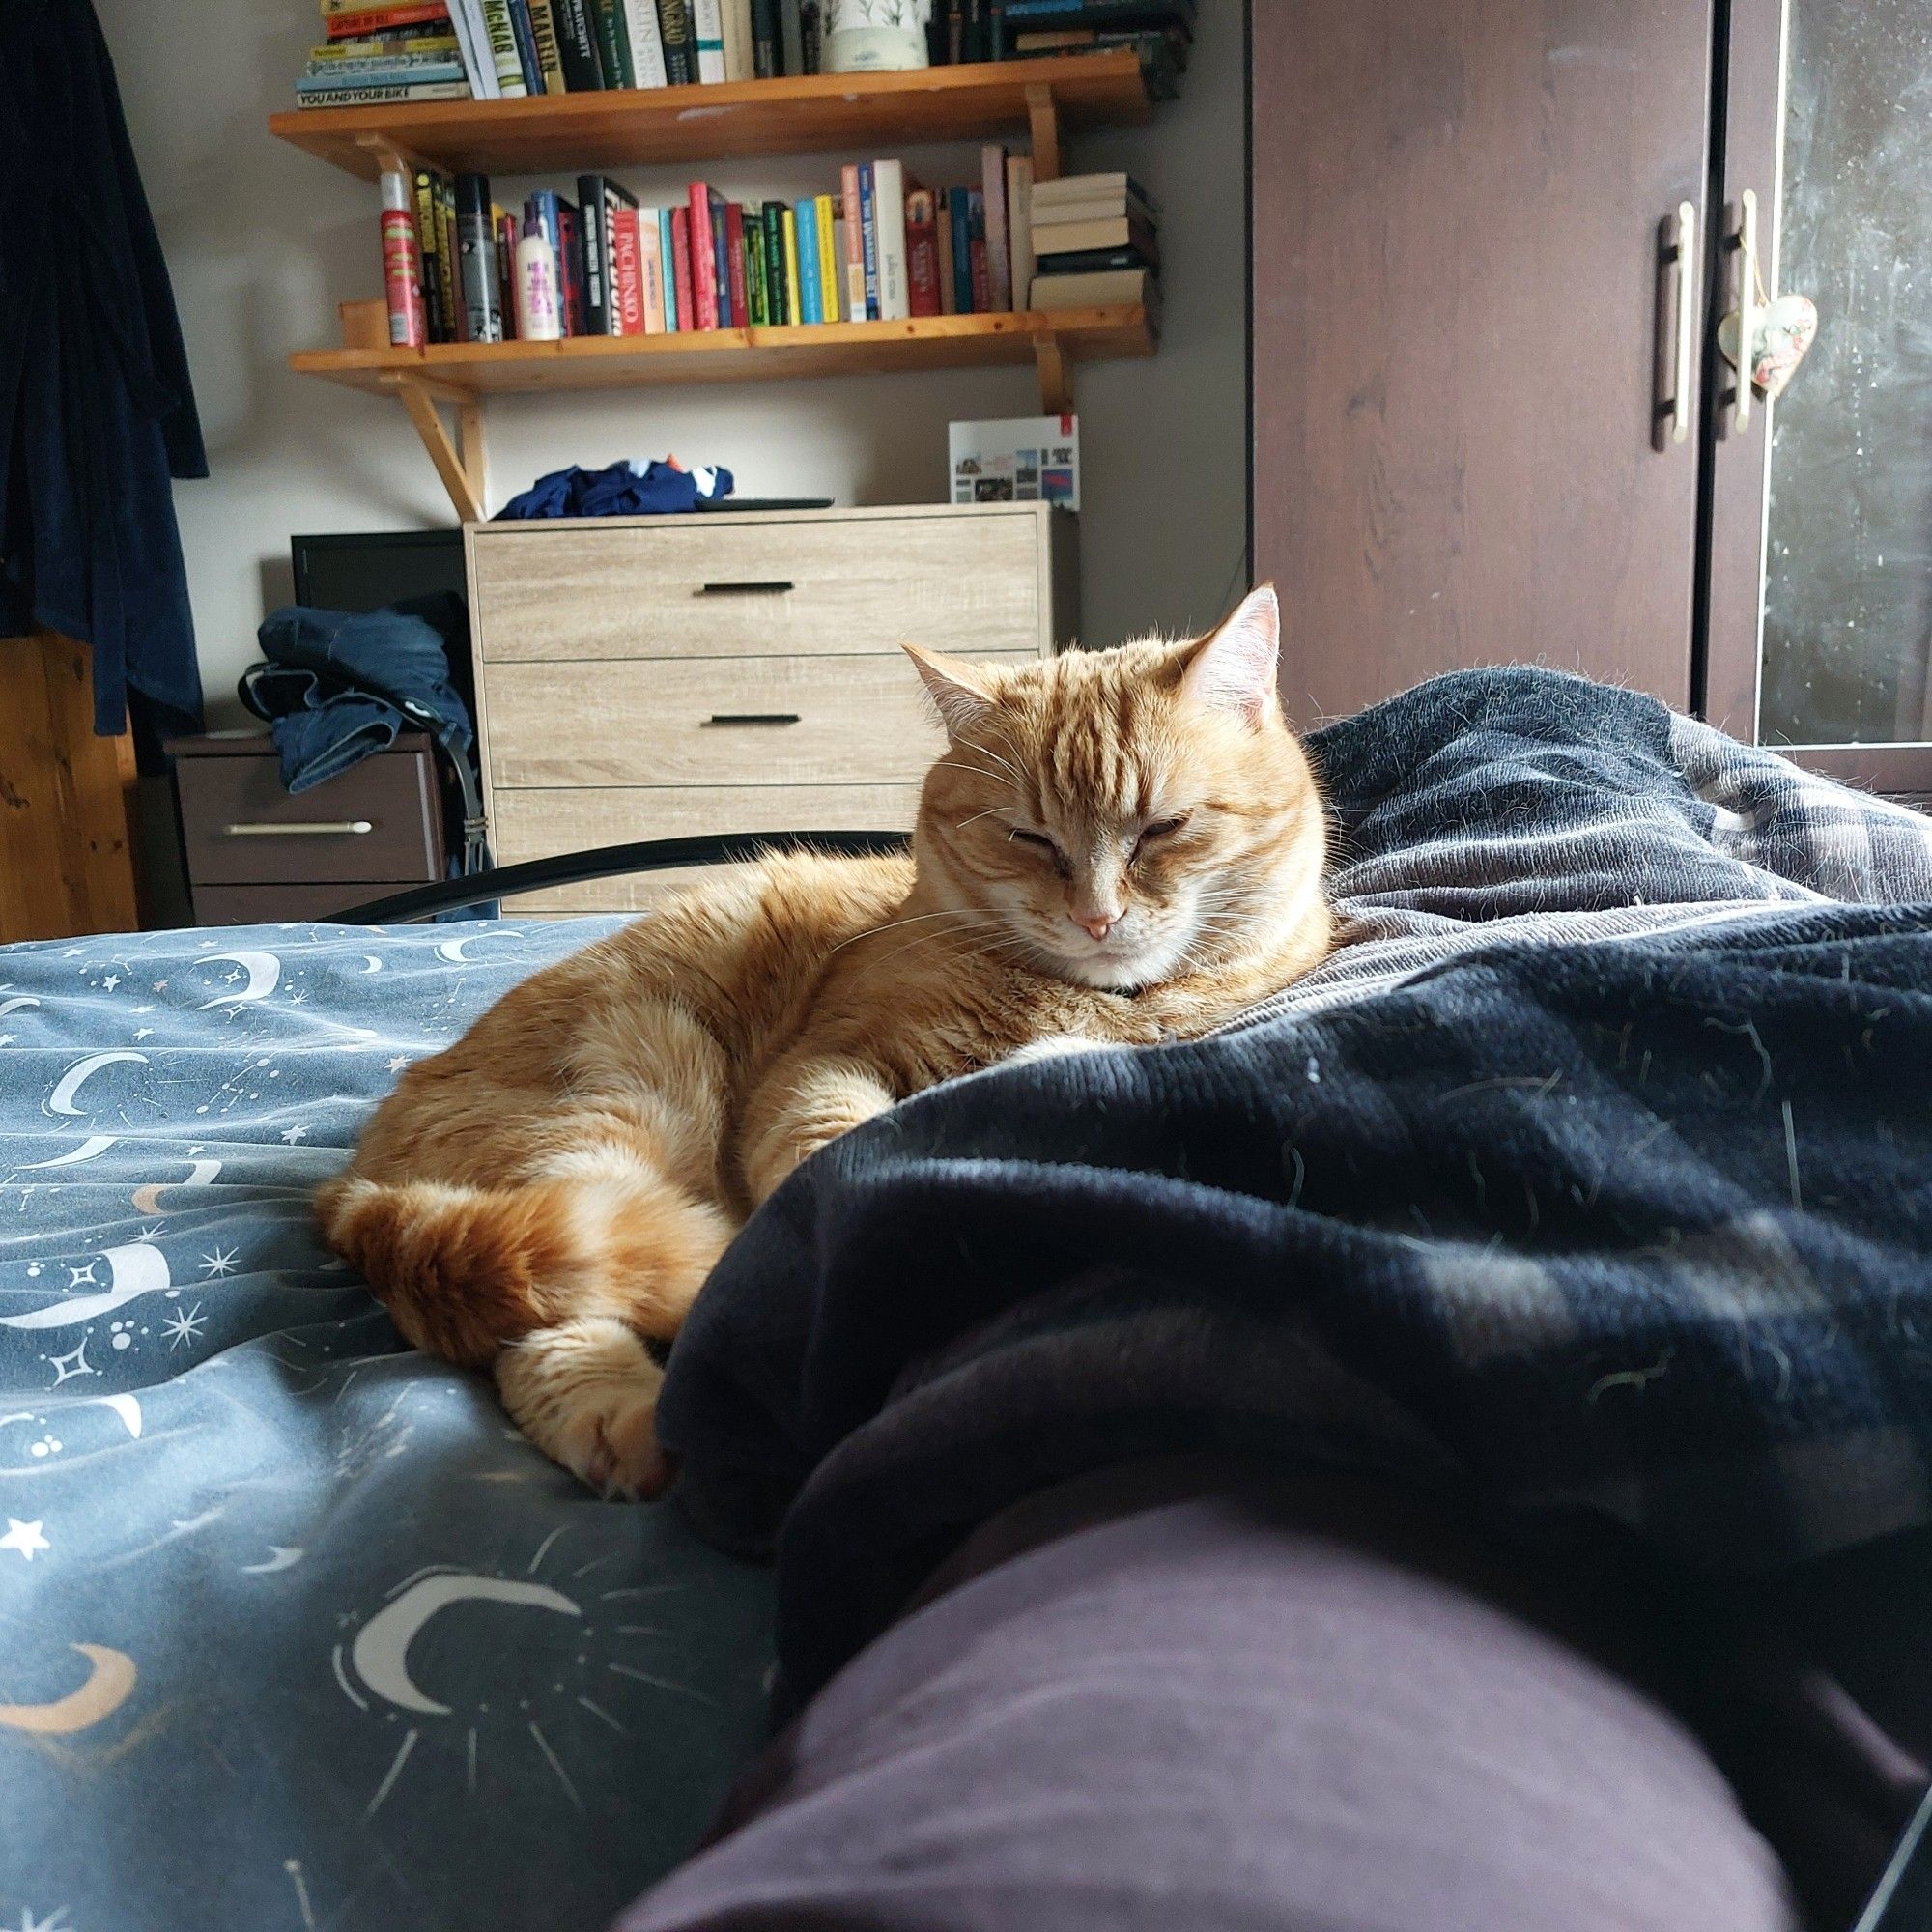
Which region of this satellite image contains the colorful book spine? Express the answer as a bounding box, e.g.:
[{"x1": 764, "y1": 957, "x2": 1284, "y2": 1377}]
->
[
  {"x1": 687, "y1": 185, "x2": 720, "y2": 327},
  {"x1": 745, "y1": 223, "x2": 767, "y2": 325},
  {"x1": 658, "y1": 0, "x2": 696, "y2": 81},
  {"x1": 669, "y1": 205, "x2": 696, "y2": 330},
  {"x1": 577, "y1": 174, "x2": 611, "y2": 331},
  {"x1": 322, "y1": 2, "x2": 450, "y2": 38},
  {"x1": 724, "y1": 201, "x2": 750, "y2": 328},
  {"x1": 552, "y1": 0, "x2": 605, "y2": 85},
  {"x1": 814, "y1": 195, "x2": 839, "y2": 321},
  {"x1": 611, "y1": 208, "x2": 646, "y2": 330},
  {"x1": 496, "y1": 207, "x2": 519, "y2": 335},
  {"x1": 558, "y1": 199, "x2": 587, "y2": 334},
  {"x1": 794, "y1": 198, "x2": 822, "y2": 323},
  {"x1": 692, "y1": 0, "x2": 725, "y2": 78},
  {"x1": 858, "y1": 162, "x2": 879, "y2": 321},
  {"x1": 980, "y1": 143, "x2": 1011, "y2": 309},
  {"x1": 526, "y1": 0, "x2": 568, "y2": 87},
  {"x1": 781, "y1": 205, "x2": 802, "y2": 325},
  {"x1": 478, "y1": 0, "x2": 531, "y2": 91},
  {"x1": 839, "y1": 166, "x2": 867, "y2": 323},
  {"x1": 949, "y1": 187, "x2": 973, "y2": 311},
  {"x1": 710, "y1": 190, "x2": 734, "y2": 325},
  {"x1": 905, "y1": 188, "x2": 940, "y2": 317},
  {"x1": 760, "y1": 203, "x2": 788, "y2": 327},
  {"x1": 659, "y1": 208, "x2": 681, "y2": 327},
  {"x1": 507, "y1": 0, "x2": 544, "y2": 92},
  {"x1": 604, "y1": 181, "x2": 640, "y2": 326},
  {"x1": 638, "y1": 211, "x2": 666, "y2": 331},
  {"x1": 593, "y1": 0, "x2": 633, "y2": 84},
  {"x1": 872, "y1": 158, "x2": 909, "y2": 321},
  {"x1": 967, "y1": 189, "x2": 991, "y2": 312},
  {"x1": 621, "y1": 0, "x2": 669, "y2": 82}
]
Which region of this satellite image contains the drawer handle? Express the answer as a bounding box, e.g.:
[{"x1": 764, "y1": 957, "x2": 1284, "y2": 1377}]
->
[
  {"x1": 222, "y1": 820, "x2": 375, "y2": 837},
  {"x1": 696, "y1": 580, "x2": 795, "y2": 596},
  {"x1": 703, "y1": 713, "x2": 801, "y2": 727}
]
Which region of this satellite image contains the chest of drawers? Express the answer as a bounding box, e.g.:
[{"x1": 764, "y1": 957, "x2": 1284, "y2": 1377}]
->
[{"x1": 466, "y1": 504, "x2": 1077, "y2": 913}]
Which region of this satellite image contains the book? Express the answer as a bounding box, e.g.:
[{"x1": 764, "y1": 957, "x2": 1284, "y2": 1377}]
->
[
  {"x1": 603, "y1": 179, "x2": 640, "y2": 325},
  {"x1": 905, "y1": 189, "x2": 940, "y2": 317},
  {"x1": 781, "y1": 205, "x2": 802, "y2": 324},
  {"x1": 297, "y1": 65, "x2": 466, "y2": 90},
  {"x1": 814, "y1": 194, "x2": 839, "y2": 321},
  {"x1": 456, "y1": 173, "x2": 503, "y2": 341},
  {"x1": 687, "y1": 184, "x2": 720, "y2": 327},
  {"x1": 444, "y1": 0, "x2": 500, "y2": 93},
  {"x1": 724, "y1": 201, "x2": 750, "y2": 327},
  {"x1": 621, "y1": 0, "x2": 669, "y2": 82},
  {"x1": 309, "y1": 30, "x2": 460, "y2": 56},
  {"x1": 552, "y1": 0, "x2": 606, "y2": 86},
  {"x1": 1005, "y1": 155, "x2": 1034, "y2": 315},
  {"x1": 669, "y1": 205, "x2": 696, "y2": 330},
  {"x1": 745, "y1": 222, "x2": 767, "y2": 325},
  {"x1": 1030, "y1": 213, "x2": 1159, "y2": 262},
  {"x1": 322, "y1": 1, "x2": 452, "y2": 38},
  {"x1": 751, "y1": 0, "x2": 780, "y2": 74},
  {"x1": 412, "y1": 168, "x2": 447, "y2": 339},
  {"x1": 478, "y1": 0, "x2": 530, "y2": 91},
  {"x1": 526, "y1": 0, "x2": 568, "y2": 87},
  {"x1": 1029, "y1": 266, "x2": 1160, "y2": 315},
  {"x1": 998, "y1": 0, "x2": 1193, "y2": 23},
  {"x1": 830, "y1": 215, "x2": 847, "y2": 317},
  {"x1": 611, "y1": 207, "x2": 647, "y2": 330},
  {"x1": 1032, "y1": 241, "x2": 1157, "y2": 274},
  {"x1": 800, "y1": 0, "x2": 821, "y2": 69},
  {"x1": 857, "y1": 163, "x2": 879, "y2": 320},
  {"x1": 794, "y1": 198, "x2": 821, "y2": 322},
  {"x1": 1029, "y1": 185, "x2": 1159, "y2": 226},
  {"x1": 872, "y1": 160, "x2": 909, "y2": 321},
  {"x1": 962, "y1": 0, "x2": 990, "y2": 60},
  {"x1": 710, "y1": 189, "x2": 734, "y2": 325},
  {"x1": 496, "y1": 207, "x2": 519, "y2": 335},
  {"x1": 559, "y1": 199, "x2": 587, "y2": 333},
  {"x1": 967, "y1": 189, "x2": 990, "y2": 311},
  {"x1": 839, "y1": 166, "x2": 867, "y2": 322},
  {"x1": 780, "y1": 0, "x2": 804, "y2": 74},
  {"x1": 948, "y1": 186, "x2": 973, "y2": 311},
  {"x1": 636, "y1": 211, "x2": 666, "y2": 331},
  {"x1": 721, "y1": 0, "x2": 753, "y2": 79},
  {"x1": 1029, "y1": 170, "x2": 1157, "y2": 206},
  {"x1": 657, "y1": 0, "x2": 696, "y2": 80},
  {"x1": 761, "y1": 203, "x2": 788, "y2": 327},
  {"x1": 593, "y1": 0, "x2": 632, "y2": 84},
  {"x1": 577, "y1": 174, "x2": 611, "y2": 331},
  {"x1": 302, "y1": 49, "x2": 465, "y2": 75},
  {"x1": 936, "y1": 187, "x2": 957, "y2": 313},
  {"x1": 437, "y1": 173, "x2": 462, "y2": 335},
  {"x1": 980, "y1": 144, "x2": 1010, "y2": 310},
  {"x1": 658, "y1": 208, "x2": 681, "y2": 327},
  {"x1": 507, "y1": 0, "x2": 544, "y2": 92},
  {"x1": 692, "y1": 0, "x2": 725, "y2": 79}
]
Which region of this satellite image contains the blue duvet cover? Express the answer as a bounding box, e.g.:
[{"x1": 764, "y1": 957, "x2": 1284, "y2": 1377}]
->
[{"x1": 0, "y1": 921, "x2": 774, "y2": 1932}]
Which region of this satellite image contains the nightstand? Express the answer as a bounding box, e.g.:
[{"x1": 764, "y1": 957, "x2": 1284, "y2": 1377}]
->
[{"x1": 167, "y1": 731, "x2": 445, "y2": 924}]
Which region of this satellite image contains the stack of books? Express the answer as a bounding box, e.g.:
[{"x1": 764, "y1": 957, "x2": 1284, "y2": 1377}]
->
[
  {"x1": 984, "y1": 0, "x2": 1193, "y2": 95},
  {"x1": 1026, "y1": 171, "x2": 1159, "y2": 324},
  {"x1": 299, "y1": 2, "x2": 470, "y2": 106},
  {"x1": 397, "y1": 147, "x2": 1057, "y2": 341}
]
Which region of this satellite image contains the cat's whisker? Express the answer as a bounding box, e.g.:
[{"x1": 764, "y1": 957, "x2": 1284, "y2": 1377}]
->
[{"x1": 953, "y1": 806, "x2": 1016, "y2": 833}]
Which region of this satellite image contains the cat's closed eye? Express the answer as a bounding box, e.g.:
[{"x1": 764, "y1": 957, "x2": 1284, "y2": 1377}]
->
[
  {"x1": 1132, "y1": 816, "x2": 1190, "y2": 860},
  {"x1": 1009, "y1": 828, "x2": 1070, "y2": 876}
]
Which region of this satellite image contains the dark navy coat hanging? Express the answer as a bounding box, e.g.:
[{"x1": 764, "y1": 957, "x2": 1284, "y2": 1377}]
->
[{"x1": 0, "y1": 0, "x2": 207, "y2": 735}]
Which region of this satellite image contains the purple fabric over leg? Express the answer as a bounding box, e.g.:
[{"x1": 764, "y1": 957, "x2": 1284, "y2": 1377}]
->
[{"x1": 618, "y1": 1463, "x2": 1800, "y2": 1932}]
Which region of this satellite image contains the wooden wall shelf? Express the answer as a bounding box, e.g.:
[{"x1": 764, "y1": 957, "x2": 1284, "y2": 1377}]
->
[
  {"x1": 291, "y1": 309, "x2": 1153, "y2": 397},
  {"x1": 269, "y1": 51, "x2": 1148, "y2": 181}
]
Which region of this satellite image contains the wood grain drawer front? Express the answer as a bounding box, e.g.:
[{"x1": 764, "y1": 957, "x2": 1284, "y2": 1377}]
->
[
  {"x1": 484, "y1": 653, "x2": 1032, "y2": 789},
  {"x1": 191, "y1": 882, "x2": 402, "y2": 924},
  {"x1": 473, "y1": 519, "x2": 1045, "y2": 663},
  {"x1": 176, "y1": 753, "x2": 440, "y2": 885}
]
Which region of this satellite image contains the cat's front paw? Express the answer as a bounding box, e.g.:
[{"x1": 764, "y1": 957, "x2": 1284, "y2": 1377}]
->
[
  {"x1": 1002, "y1": 1033, "x2": 1111, "y2": 1069},
  {"x1": 496, "y1": 1317, "x2": 670, "y2": 1500}
]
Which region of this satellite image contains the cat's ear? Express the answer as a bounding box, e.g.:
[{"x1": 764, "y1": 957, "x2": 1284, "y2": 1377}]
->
[
  {"x1": 903, "y1": 642, "x2": 998, "y2": 739},
  {"x1": 1179, "y1": 585, "x2": 1281, "y2": 725}
]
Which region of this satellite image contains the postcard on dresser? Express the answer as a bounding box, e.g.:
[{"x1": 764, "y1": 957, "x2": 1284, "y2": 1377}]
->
[{"x1": 948, "y1": 413, "x2": 1080, "y2": 509}]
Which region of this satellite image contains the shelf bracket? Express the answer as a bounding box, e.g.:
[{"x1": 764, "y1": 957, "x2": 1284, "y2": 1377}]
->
[
  {"x1": 385, "y1": 376, "x2": 487, "y2": 524},
  {"x1": 355, "y1": 130, "x2": 436, "y2": 180},
  {"x1": 1025, "y1": 83, "x2": 1062, "y2": 184},
  {"x1": 1035, "y1": 334, "x2": 1072, "y2": 414}
]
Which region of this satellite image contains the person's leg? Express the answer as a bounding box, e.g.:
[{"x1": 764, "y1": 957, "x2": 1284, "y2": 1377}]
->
[{"x1": 620, "y1": 1461, "x2": 1799, "y2": 1932}]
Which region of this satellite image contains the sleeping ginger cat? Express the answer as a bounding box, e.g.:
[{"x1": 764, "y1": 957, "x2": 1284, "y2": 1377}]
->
[{"x1": 318, "y1": 585, "x2": 1330, "y2": 1497}]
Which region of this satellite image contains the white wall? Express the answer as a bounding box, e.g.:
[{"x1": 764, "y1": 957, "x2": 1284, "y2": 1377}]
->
[{"x1": 96, "y1": 1, "x2": 1246, "y2": 724}]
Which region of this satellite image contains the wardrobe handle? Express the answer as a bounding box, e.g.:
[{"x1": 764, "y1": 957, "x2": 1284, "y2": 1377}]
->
[
  {"x1": 696, "y1": 580, "x2": 795, "y2": 595},
  {"x1": 222, "y1": 820, "x2": 373, "y2": 837},
  {"x1": 1731, "y1": 188, "x2": 1759, "y2": 432},
  {"x1": 703, "y1": 712, "x2": 801, "y2": 726},
  {"x1": 1670, "y1": 200, "x2": 1696, "y2": 445}
]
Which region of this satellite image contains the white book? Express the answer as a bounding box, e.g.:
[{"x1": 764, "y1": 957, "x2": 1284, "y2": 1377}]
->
[
  {"x1": 478, "y1": 0, "x2": 529, "y2": 95},
  {"x1": 620, "y1": 0, "x2": 669, "y2": 86},
  {"x1": 722, "y1": 0, "x2": 753, "y2": 80},
  {"x1": 872, "y1": 158, "x2": 910, "y2": 322},
  {"x1": 693, "y1": 0, "x2": 727, "y2": 80},
  {"x1": 447, "y1": 0, "x2": 500, "y2": 98},
  {"x1": 639, "y1": 215, "x2": 667, "y2": 332}
]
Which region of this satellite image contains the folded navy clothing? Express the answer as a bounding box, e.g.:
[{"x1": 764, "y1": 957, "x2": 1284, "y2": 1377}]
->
[
  {"x1": 241, "y1": 603, "x2": 474, "y2": 795},
  {"x1": 496, "y1": 460, "x2": 733, "y2": 520},
  {"x1": 656, "y1": 667, "x2": 1932, "y2": 1700}
]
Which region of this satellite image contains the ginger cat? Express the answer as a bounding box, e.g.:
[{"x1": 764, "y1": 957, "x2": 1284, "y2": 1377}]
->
[{"x1": 318, "y1": 586, "x2": 1330, "y2": 1497}]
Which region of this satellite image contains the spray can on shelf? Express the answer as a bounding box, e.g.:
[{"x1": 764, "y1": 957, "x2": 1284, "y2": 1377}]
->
[
  {"x1": 379, "y1": 169, "x2": 428, "y2": 349},
  {"x1": 515, "y1": 214, "x2": 562, "y2": 342}
]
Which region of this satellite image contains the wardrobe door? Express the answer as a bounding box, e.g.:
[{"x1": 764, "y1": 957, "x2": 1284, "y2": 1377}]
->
[
  {"x1": 1704, "y1": 0, "x2": 1932, "y2": 801},
  {"x1": 1251, "y1": 0, "x2": 1715, "y2": 723}
]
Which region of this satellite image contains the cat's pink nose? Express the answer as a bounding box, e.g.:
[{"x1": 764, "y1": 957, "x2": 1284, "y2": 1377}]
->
[{"x1": 1073, "y1": 911, "x2": 1121, "y2": 942}]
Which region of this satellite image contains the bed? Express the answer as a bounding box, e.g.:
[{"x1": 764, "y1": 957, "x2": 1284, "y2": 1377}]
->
[{"x1": 5, "y1": 666, "x2": 1931, "y2": 1932}]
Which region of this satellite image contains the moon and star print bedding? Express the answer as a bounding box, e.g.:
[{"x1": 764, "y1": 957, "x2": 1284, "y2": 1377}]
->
[{"x1": 0, "y1": 921, "x2": 775, "y2": 1932}]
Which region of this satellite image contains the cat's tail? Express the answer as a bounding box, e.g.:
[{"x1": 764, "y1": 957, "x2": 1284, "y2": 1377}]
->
[{"x1": 315, "y1": 1161, "x2": 735, "y2": 1369}]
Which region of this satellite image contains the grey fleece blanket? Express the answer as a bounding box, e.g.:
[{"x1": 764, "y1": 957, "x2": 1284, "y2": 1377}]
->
[{"x1": 655, "y1": 667, "x2": 1932, "y2": 1698}]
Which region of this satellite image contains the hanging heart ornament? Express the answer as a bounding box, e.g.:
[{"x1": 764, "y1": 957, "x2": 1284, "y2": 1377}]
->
[{"x1": 1718, "y1": 293, "x2": 1819, "y2": 400}]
